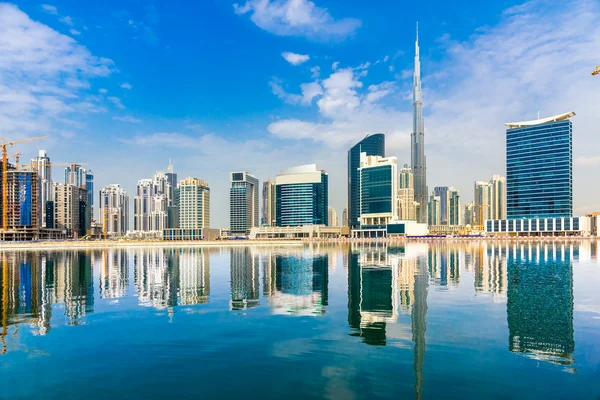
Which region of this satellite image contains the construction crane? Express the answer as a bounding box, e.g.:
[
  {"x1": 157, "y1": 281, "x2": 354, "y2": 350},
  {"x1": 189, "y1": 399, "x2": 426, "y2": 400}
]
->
[
  {"x1": 102, "y1": 207, "x2": 120, "y2": 239},
  {"x1": 1, "y1": 136, "x2": 49, "y2": 231},
  {"x1": 22, "y1": 162, "x2": 88, "y2": 169},
  {"x1": 593, "y1": 66, "x2": 600, "y2": 76}
]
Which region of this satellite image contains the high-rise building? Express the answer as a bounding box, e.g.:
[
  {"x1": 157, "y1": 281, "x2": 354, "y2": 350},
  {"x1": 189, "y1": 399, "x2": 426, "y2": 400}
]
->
[
  {"x1": 428, "y1": 194, "x2": 441, "y2": 226},
  {"x1": 276, "y1": 164, "x2": 328, "y2": 227},
  {"x1": 165, "y1": 160, "x2": 177, "y2": 207},
  {"x1": 448, "y1": 188, "x2": 461, "y2": 226},
  {"x1": 464, "y1": 202, "x2": 475, "y2": 226},
  {"x1": 348, "y1": 134, "x2": 385, "y2": 228},
  {"x1": 134, "y1": 179, "x2": 153, "y2": 231},
  {"x1": 490, "y1": 175, "x2": 506, "y2": 220},
  {"x1": 6, "y1": 170, "x2": 39, "y2": 228},
  {"x1": 31, "y1": 150, "x2": 51, "y2": 227},
  {"x1": 53, "y1": 183, "x2": 88, "y2": 237},
  {"x1": 398, "y1": 164, "x2": 417, "y2": 221},
  {"x1": 505, "y1": 112, "x2": 574, "y2": 219},
  {"x1": 358, "y1": 153, "x2": 398, "y2": 227},
  {"x1": 178, "y1": 177, "x2": 210, "y2": 229},
  {"x1": 262, "y1": 180, "x2": 276, "y2": 227},
  {"x1": 133, "y1": 165, "x2": 176, "y2": 232},
  {"x1": 474, "y1": 181, "x2": 492, "y2": 226},
  {"x1": 230, "y1": 172, "x2": 259, "y2": 236},
  {"x1": 328, "y1": 206, "x2": 338, "y2": 227},
  {"x1": 99, "y1": 184, "x2": 129, "y2": 236},
  {"x1": 411, "y1": 25, "x2": 428, "y2": 224},
  {"x1": 65, "y1": 164, "x2": 93, "y2": 221},
  {"x1": 341, "y1": 207, "x2": 348, "y2": 227},
  {"x1": 433, "y1": 187, "x2": 449, "y2": 225}
]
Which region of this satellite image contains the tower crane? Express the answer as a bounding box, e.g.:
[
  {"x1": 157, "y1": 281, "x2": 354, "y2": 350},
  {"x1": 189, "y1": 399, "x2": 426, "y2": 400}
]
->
[
  {"x1": 593, "y1": 66, "x2": 600, "y2": 76},
  {"x1": 1, "y1": 136, "x2": 49, "y2": 230},
  {"x1": 22, "y1": 162, "x2": 88, "y2": 169}
]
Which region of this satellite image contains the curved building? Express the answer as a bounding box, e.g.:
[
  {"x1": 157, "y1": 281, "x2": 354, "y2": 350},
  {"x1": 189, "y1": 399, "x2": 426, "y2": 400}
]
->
[{"x1": 347, "y1": 134, "x2": 385, "y2": 229}]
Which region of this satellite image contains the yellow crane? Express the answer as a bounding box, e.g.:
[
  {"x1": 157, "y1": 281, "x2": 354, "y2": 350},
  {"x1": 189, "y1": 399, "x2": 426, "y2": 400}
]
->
[
  {"x1": 1, "y1": 136, "x2": 49, "y2": 230},
  {"x1": 102, "y1": 207, "x2": 120, "y2": 239},
  {"x1": 593, "y1": 66, "x2": 600, "y2": 76}
]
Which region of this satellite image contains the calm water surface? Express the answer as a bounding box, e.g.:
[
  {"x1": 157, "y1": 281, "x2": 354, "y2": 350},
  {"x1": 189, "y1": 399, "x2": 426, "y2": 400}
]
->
[{"x1": 1, "y1": 241, "x2": 599, "y2": 399}]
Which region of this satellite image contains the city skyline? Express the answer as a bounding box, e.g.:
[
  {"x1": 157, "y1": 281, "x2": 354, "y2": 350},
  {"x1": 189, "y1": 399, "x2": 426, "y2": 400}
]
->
[{"x1": 1, "y1": 1, "x2": 599, "y2": 228}]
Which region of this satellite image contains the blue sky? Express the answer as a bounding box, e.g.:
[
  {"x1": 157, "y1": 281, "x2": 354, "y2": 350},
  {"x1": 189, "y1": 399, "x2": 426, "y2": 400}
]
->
[{"x1": 1, "y1": 0, "x2": 600, "y2": 227}]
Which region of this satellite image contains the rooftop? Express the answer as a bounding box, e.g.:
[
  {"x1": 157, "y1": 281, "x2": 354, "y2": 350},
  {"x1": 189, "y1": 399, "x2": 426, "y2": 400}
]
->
[{"x1": 505, "y1": 111, "x2": 575, "y2": 128}]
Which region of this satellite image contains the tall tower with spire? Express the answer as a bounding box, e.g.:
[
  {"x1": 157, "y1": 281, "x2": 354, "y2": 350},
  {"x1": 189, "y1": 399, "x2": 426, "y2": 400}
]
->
[{"x1": 411, "y1": 23, "x2": 428, "y2": 224}]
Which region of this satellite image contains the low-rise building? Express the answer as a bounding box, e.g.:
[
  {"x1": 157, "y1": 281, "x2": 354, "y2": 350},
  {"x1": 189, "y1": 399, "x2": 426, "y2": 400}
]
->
[
  {"x1": 485, "y1": 217, "x2": 591, "y2": 237},
  {"x1": 249, "y1": 225, "x2": 347, "y2": 240}
]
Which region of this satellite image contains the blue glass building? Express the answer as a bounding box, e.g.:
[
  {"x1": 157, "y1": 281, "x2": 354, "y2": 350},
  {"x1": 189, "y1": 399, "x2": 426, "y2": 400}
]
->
[
  {"x1": 506, "y1": 113, "x2": 573, "y2": 220},
  {"x1": 348, "y1": 134, "x2": 385, "y2": 229},
  {"x1": 276, "y1": 165, "x2": 328, "y2": 227}
]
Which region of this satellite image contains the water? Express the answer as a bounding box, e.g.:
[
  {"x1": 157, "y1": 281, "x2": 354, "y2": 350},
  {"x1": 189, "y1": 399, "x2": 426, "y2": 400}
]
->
[{"x1": 1, "y1": 241, "x2": 599, "y2": 399}]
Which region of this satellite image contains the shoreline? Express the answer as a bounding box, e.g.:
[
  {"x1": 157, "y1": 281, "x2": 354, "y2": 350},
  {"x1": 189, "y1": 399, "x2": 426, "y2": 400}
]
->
[{"x1": 0, "y1": 236, "x2": 596, "y2": 251}]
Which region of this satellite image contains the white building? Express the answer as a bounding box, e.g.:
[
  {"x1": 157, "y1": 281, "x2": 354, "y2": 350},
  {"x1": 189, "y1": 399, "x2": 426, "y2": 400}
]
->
[
  {"x1": 179, "y1": 177, "x2": 210, "y2": 229},
  {"x1": 99, "y1": 184, "x2": 129, "y2": 236},
  {"x1": 31, "y1": 150, "x2": 52, "y2": 228},
  {"x1": 398, "y1": 165, "x2": 417, "y2": 221},
  {"x1": 134, "y1": 167, "x2": 175, "y2": 232},
  {"x1": 328, "y1": 206, "x2": 338, "y2": 227}
]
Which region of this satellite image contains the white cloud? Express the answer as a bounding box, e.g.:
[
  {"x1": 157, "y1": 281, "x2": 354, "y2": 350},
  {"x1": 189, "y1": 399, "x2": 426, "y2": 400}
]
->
[
  {"x1": 331, "y1": 61, "x2": 339, "y2": 71},
  {"x1": 269, "y1": 79, "x2": 302, "y2": 105},
  {"x1": 383, "y1": 55, "x2": 389, "y2": 62},
  {"x1": 310, "y1": 65, "x2": 320, "y2": 78},
  {"x1": 107, "y1": 96, "x2": 125, "y2": 109},
  {"x1": 41, "y1": 4, "x2": 58, "y2": 15},
  {"x1": 98, "y1": 88, "x2": 108, "y2": 94},
  {"x1": 69, "y1": 29, "x2": 80, "y2": 36},
  {"x1": 233, "y1": 0, "x2": 361, "y2": 40},
  {"x1": 281, "y1": 52, "x2": 310, "y2": 66},
  {"x1": 60, "y1": 16, "x2": 73, "y2": 26},
  {"x1": 300, "y1": 82, "x2": 323, "y2": 104},
  {"x1": 0, "y1": 4, "x2": 114, "y2": 139},
  {"x1": 113, "y1": 116, "x2": 141, "y2": 123},
  {"x1": 120, "y1": 82, "x2": 133, "y2": 90}
]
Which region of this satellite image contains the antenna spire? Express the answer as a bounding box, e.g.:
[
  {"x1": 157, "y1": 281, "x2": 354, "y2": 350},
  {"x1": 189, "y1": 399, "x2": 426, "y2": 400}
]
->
[{"x1": 416, "y1": 21, "x2": 419, "y2": 42}]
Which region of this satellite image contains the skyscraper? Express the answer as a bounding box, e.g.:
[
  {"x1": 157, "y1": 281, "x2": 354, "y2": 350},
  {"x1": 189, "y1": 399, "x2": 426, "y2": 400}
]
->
[
  {"x1": 398, "y1": 164, "x2": 417, "y2": 221},
  {"x1": 65, "y1": 164, "x2": 93, "y2": 221},
  {"x1": 433, "y1": 187, "x2": 449, "y2": 224},
  {"x1": 230, "y1": 172, "x2": 259, "y2": 236},
  {"x1": 348, "y1": 134, "x2": 385, "y2": 229},
  {"x1": 428, "y1": 194, "x2": 440, "y2": 226},
  {"x1": 99, "y1": 184, "x2": 129, "y2": 236},
  {"x1": 490, "y1": 175, "x2": 506, "y2": 220},
  {"x1": 178, "y1": 177, "x2": 210, "y2": 229},
  {"x1": 134, "y1": 179, "x2": 153, "y2": 231},
  {"x1": 53, "y1": 183, "x2": 87, "y2": 237},
  {"x1": 411, "y1": 25, "x2": 428, "y2": 224},
  {"x1": 31, "y1": 150, "x2": 51, "y2": 228},
  {"x1": 464, "y1": 202, "x2": 475, "y2": 226},
  {"x1": 133, "y1": 165, "x2": 176, "y2": 232},
  {"x1": 506, "y1": 112, "x2": 574, "y2": 219},
  {"x1": 276, "y1": 164, "x2": 328, "y2": 227},
  {"x1": 328, "y1": 206, "x2": 338, "y2": 227},
  {"x1": 358, "y1": 153, "x2": 398, "y2": 228},
  {"x1": 6, "y1": 170, "x2": 38, "y2": 228},
  {"x1": 474, "y1": 181, "x2": 492, "y2": 226},
  {"x1": 262, "y1": 180, "x2": 276, "y2": 227},
  {"x1": 448, "y1": 188, "x2": 461, "y2": 226}
]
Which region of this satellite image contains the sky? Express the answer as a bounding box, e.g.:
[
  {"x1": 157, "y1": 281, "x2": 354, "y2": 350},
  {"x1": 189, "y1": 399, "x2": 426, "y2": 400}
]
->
[{"x1": 1, "y1": 0, "x2": 599, "y2": 228}]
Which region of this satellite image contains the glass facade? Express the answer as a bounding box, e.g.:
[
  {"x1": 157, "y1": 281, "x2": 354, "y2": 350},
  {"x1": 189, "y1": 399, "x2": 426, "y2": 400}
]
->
[
  {"x1": 347, "y1": 134, "x2": 385, "y2": 229},
  {"x1": 360, "y1": 165, "x2": 392, "y2": 215},
  {"x1": 276, "y1": 173, "x2": 328, "y2": 227},
  {"x1": 506, "y1": 119, "x2": 572, "y2": 219},
  {"x1": 229, "y1": 172, "x2": 259, "y2": 235}
]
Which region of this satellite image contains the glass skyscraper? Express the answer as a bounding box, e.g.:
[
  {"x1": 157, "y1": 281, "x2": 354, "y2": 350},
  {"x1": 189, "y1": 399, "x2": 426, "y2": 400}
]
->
[
  {"x1": 276, "y1": 164, "x2": 328, "y2": 227},
  {"x1": 229, "y1": 171, "x2": 259, "y2": 236},
  {"x1": 347, "y1": 134, "x2": 385, "y2": 229},
  {"x1": 506, "y1": 112, "x2": 574, "y2": 219}
]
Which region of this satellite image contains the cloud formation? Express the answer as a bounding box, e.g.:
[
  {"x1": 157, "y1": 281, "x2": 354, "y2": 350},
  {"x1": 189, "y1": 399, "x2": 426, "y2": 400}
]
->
[
  {"x1": 281, "y1": 51, "x2": 310, "y2": 65},
  {"x1": 234, "y1": 0, "x2": 361, "y2": 40},
  {"x1": 120, "y1": 82, "x2": 133, "y2": 90},
  {"x1": 113, "y1": 116, "x2": 141, "y2": 123}
]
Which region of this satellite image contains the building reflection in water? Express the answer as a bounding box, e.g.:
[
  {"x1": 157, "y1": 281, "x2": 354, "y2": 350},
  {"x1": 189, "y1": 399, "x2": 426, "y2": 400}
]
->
[
  {"x1": 230, "y1": 247, "x2": 259, "y2": 310},
  {"x1": 1, "y1": 251, "x2": 94, "y2": 354},
  {"x1": 134, "y1": 248, "x2": 210, "y2": 309},
  {"x1": 507, "y1": 242, "x2": 575, "y2": 366},
  {"x1": 469, "y1": 243, "x2": 508, "y2": 302},
  {"x1": 428, "y1": 243, "x2": 460, "y2": 289},
  {"x1": 98, "y1": 249, "x2": 129, "y2": 300},
  {"x1": 261, "y1": 249, "x2": 328, "y2": 316}
]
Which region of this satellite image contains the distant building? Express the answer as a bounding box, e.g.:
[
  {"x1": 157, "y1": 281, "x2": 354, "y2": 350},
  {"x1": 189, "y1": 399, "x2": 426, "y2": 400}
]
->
[
  {"x1": 328, "y1": 206, "x2": 338, "y2": 227},
  {"x1": 65, "y1": 164, "x2": 93, "y2": 219},
  {"x1": 53, "y1": 183, "x2": 88, "y2": 237},
  {"x1": 490, "y1": 175, "x2": 506, "y2": 220},
  {"x1": 398, "y1": 164, "x2": 417, "y2": 221},
  {"x1": 6, "y1": 170, "x2": 39, "y2": 228},
  {"x1": 134, "y1": 179, "x2": 153, "y2": 231},
  {"x1": 448, "y1": 188, "x2": 461, "y2": 226},
  {"x1": 464, "y1": 202, "x2": 475, "y2": 226},
  {"x1": 341, "y1": 207, "x2": 348, "y2": 227},
  {"x1": 474, "y1": 181, "x2": 492, "y2": 226},
  {"x1": 179, "y1": 177, "x2": 210, "y2": 229},
  {"x1": 230, "y1": 171, "x2": 259, "y2": 236},
  {"x1": 276, "y1": 164, "x2": 328, "y2": 227},
  {"x1": 31, "y1": 150, "x2": 51, "y2": 227},
  {"x1": 99, "y1": 184, "x2": 129, "y2": 236},
  {"x1": 262, "y1": 180, "x2": 276, "y2": 226},
  {"x1": 348, "y1": 134, "x2": 385, "y2": 228},
  {"x1": 433, "y1": 187, "x2": 449, "y2": 224},
  {"x1": 134, "y1": 164, "x2": 177, "y2": 232},
  {"x1": 428, "y1": 194, "x2": 441, "y2": 226}
]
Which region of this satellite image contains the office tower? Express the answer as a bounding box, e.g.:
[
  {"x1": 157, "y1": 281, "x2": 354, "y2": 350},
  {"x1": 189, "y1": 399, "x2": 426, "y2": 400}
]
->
[
  {"x1": 398, "y1": 164, "x2": 417, "y2": 221},
  {"x1": 276, "y1": 164, "x2": 328, "y2": 227},
  {"x1": 5, "y1": 170, "x2": 38, "y2": 228},
  {"x1": 262, "y1": 180, "x2": 276, "y2": 226},
  {"x1": 328, "y1": 206, "x2": 338, "y2": 227},
  {"x1": 506, "y1": 112, "x2": 574, "y2": 219},
  {"x1": 464, "y1": 202, "x2": 475, "y2": 226},
  {"x1": 448, "y1": 188, "x2": 461, "y2": 226},
  {"x1": 99, "y1": 184, "x2": 129, "y2": 235},
  {"x1": 229, "y1": 172, "x2": 259, "y2": 236},
  {"x1": 411, "y1": 26, "x2": 428, "y2": 224},
  {"x1": 428, "y1": 194, "x2": 441, "y2": 226},
  {"x1": 490, "y1": 175, "x2": 506, "y2": 220},
  {"x1": 65, "y1": 164, "x2": 93, "y2": 221},
  {"x1": 31, "y1": 150, "x2": 51, "y2": 227},
  {"x1": 341, "y1": 207, "x2": 348, "y2": 227},
  {"x1": 433, "y1": 187, "x2": 449, "y2": 224},
  {"x1": 358, "y1": 153, "x2": 398, "y2": 227},
  {"x1": 474, "y1": 181, "x2": 492, "y2": 226},
  {"x1": 178, "y1": 177, "x2": 210, "y2": 229},
  {"x1": 165, "y1": 160, "x2": 177, "y2": 207},
  {"x1": 134, "y1": 179, "x2": 153, "y2": 231},
  {"x1": 348, "y1": 134, "x2": 385, "y2": 228},
  {"x1": 53, "y1": 183, "x2": 87, "y2": 237},
  {"x1": 85, "y1": 170, "x2": 94, "y2": 217}
]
